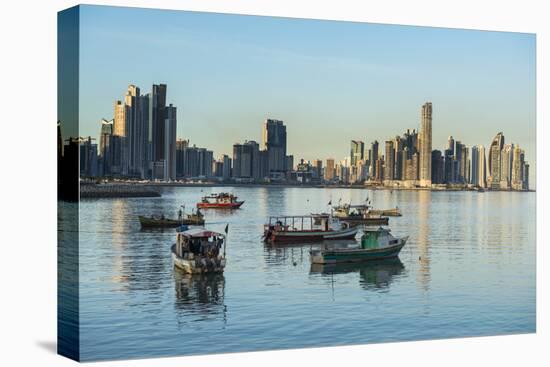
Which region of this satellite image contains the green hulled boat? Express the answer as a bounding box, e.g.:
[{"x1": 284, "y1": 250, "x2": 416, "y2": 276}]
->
[{"x1": 310, "y1": 227, "x2": 408, "y2": 264}]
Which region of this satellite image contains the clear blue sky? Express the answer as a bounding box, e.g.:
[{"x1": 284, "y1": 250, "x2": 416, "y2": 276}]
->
[{"x1": 77, "y1": 5, "x2": 536, "y2": 181}]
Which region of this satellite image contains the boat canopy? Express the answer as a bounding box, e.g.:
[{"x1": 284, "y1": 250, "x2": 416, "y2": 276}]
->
[{"x1": 180, "y1": 228, "x2": 225, "y2": 238}]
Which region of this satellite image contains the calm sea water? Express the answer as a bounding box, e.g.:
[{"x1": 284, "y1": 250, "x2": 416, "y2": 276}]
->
[{"x1": 71, "y1": 187, "x2": 535, "y2": 361}]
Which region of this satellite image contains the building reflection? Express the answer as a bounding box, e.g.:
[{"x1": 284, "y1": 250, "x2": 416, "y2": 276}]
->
[
  {"x1": 108, "y1": 199, "x2": 168, "y2": 294},
  {"x1": 416, "y1": 190, "x2": 431, "y2": 292},
  {"x1": 310, "y1": 258, "x2": 405, "y2": 291},
  {"x1": 173, "y1": 270, "x2": 227, "y2": 327}
]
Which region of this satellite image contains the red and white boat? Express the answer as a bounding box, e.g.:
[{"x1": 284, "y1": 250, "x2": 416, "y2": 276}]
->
[
  {"x1": 263, "y1": 214, "x2": 358, "y2": 244},
  {"x1": 196, "y1": 192, "x2": 244, "y2": 209}
]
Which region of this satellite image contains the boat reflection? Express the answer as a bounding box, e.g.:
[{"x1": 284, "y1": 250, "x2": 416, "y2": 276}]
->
[
  {"x1": 264, "y1": 239, "x2": 358, "y2": 267},
  {"x1": 173, "y1": 269, "x2": 227, "y2": 326},
  {"x1": 310, "y1": 258, "x2": 405, "y2": 291}
]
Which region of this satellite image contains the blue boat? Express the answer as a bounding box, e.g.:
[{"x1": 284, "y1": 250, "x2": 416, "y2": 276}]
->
[{"x1": 310, "y1": 227, "x2": 408, "y2": 264}]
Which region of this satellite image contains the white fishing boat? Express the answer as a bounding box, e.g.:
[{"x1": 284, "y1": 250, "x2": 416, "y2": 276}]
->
[
  {"x1": 171, "y1": 227, "x2": 227, "y2": 274},
  {"x1": 263, "y1": 214, "x2": 358, "y2": 244}
]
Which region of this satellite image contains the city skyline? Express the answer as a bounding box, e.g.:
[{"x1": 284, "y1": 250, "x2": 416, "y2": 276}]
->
[{"x1": 76, "y1": 5, "x2": 536, "y2": 183}]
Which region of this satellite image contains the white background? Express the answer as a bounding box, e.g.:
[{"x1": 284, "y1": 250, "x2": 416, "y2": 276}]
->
[{"x1": 0, "y1": 0, "x2": 547, "y2": 366}]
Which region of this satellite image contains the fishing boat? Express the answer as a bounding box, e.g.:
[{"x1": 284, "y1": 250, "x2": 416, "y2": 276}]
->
[
  {"x1": 139, "y1": 207, "x2": 205, "y2": 228},
  {"x1": 171, "y1": 227, "x2": 227, "y2": 274},
  {"x1": 263, "y1": 214, "x2": 359, "y2": 244},
  {"x1": 310, "y1": 227, "x2": 408, "y2": 264},
  {"x1": 368, "y1": 207, "x2": 402, "y2": 217},
  {"x1": 330, "y1": 204, "x2": 389, "y2": 226},
  {"x1": 197, "y1": 192, "x2": 244, "y2": 209}
]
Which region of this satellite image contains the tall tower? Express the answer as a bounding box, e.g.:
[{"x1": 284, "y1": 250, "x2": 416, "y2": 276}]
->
[
  {"x1": 419, "y1": 102, "x2": 432, "y2": 186},
  {"x1": 487, "y1": 132, "x2": 505, "y2": 189},
  {"x1": 350, "y1": 140, "x2": 364, "y2": 167},
  {"x1": 262, "y1": 119, "x2": 287, "y2": 176},
  {"x1": 384, "y1": 140, "x2": 395, "y2": 180}
]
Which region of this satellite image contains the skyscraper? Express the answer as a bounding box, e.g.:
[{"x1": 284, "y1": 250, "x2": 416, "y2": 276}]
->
[
  {"x1": 431, "y1": 150, "x2": 444, "y2": 184},
  {"x1": 98, "y1": 118, "x2": 114, "y2": 176},
  {"x1": 471, "y1": 145, "x2": 487, "y2": 188},
  {"x1": 163, "y1": 104, "x2": 177, "y2": 180},
  {"x1": 500, "y1": 144, "x2": 514, "y2": 189},
  {"x1": 262, "y1": 119, "x2": 287, "y2": 177},
  {"x1": 369, "y1": 140, "x2": 379, "y2": 178},
  {"x1": 488, "y1": 132, "x2": 505, "y2": 189},
  {"x1": 350, "y1": 140, "x2": 364, "y2": 167},
  {"x1": 419, "y1": 102, "x2": 432, "y2": 186},
  {"x1": 325, "y1": 158, "x2": 335, "y2": 181},
  {"x1": 511, "y1": 145, "x2": 525, "y2": 191},
  {"x1": 384, "y1": 140, "x2": 395, "y2": 180}
]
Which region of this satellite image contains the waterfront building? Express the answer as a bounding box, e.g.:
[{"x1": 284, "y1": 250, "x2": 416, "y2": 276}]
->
[
  {"x1": 375, "y1": 157, "x2": 384, "y2": 182},
  {"x1": 431, "y1": 150, "x2": 445, "y2": 184},
  {"x1": 447, "y1": 136, "x2": 455, "y2": 156},
  {"x1": 403, "y1": 129, "x2": 418, "y2": 159},
  {"x1": 444, "y1": 148, "x2": 454, "y2": 183},
  {"x1": 262, "y1": 119, "x2": 287, "y2": 176},
  {"x1": 325, "y1": 158, "x2": 335, "y2": 181},
  {"x1": 368, "y1": 140, "x2": 379, "y2": 178},
  {"x1": 312, "y1": 159, "x2": 323, "y2": 180},
  {"x1": 418, "y1": 102, "x2": 433, "y2": 186},
  {"x1": 471, "y1": 145, "x2": 487, "y2": 188},
  {"x1": 350, "y1": 140, "x2": 364, "y2": 167},
  {"x1": 511, "y1": 145, "x2": 525, "y2": 191},
  {"x1": 404, "y1": 152, "x2": 419, "y2": 181},
  {"x1": 487, "y1": 132, "x2": 505, "y2": 189},
  {"x1": 393, "y1": 136, "x2": 405, "y2": 180},
  {"x1": 98, "y1": 118, "x2": 114, "y2": 176},
  {"x1": 384, "y1": 140, "x2": 395, "y2": 181},
  {"x1": 79, "y1": 136, "x2": 98, "y2": 177},
  {"x1": 233, "y1": 140, "x2": 261, "y2": 180},
  {"x1": 175, "y1": 139, "x2": 189, "y2": 178},
  {"x1": 500, "y1": 144, "x2": 514, "y2": 189},
  {"x1": 524, "y1": 163, "x2": 530, "y2": 190},
  {"x1": 113, "y1": 100, "x2": 128, "y2": 175},
  {"x1": 163, "y1": 104, "x2": 177, "y2": 180},
  {"x1": 285, "y1": 155, "x2": 294, "y2": 172},
  {"x1": 222, "y1": 155, "x2": 232, "y2": 180}
]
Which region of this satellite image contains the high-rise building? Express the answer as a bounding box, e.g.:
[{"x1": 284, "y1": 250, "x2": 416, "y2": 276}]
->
[
  {"x1": 98, "y1": 118, "x2": 114, "y2": 176},
  {"x1": 447, "y1": 136, "x2": 455, "y2": 156},
  {"x1": 122, "y1": 85, "x2": 150, "y2": 178},
  {"x1": 384, "y1": 140, "x2": 395, "y2": 180},
  {"x1": 79, "y1": 137, "x2": 98, "y2": 177},
  {"x1": 325, "y1": 158, "x2": 335, "y2": 181},
  {"x1": 471, "y1": 145, "x2": 487, "y2": 188},
  {"x1": 369, "y1": 140, "x2": 379, "y2": 178},
  {"x1": 500, "y1": 144, "x2": 514, "y2": 189},
  {"x1": 418, "y1": 102, "x2": 432, "y2": 186},
  {"x1": 233, "y1": 141, "x2": 261, "y2": 179},
  {"x1": 511, "y1": 145, "x2": 525, "y2": 191},
  {"x1": 312, "y1": 159, "x2": 323, "y2": 179},
  {"x1": 488, "y1": 132, "x2": 505, "y2": 189},
  {"x1": 262, "y1": 119, "x2": 287, "y2": 176},
  {"x1": 431, "y1": 150, "x2": 445, "y2": 184},
  {"x1": 393, "y1": 136, "x2": 404, "y2": 180},
  {"x1": 175, "y1": 139, "x2": 189, "y2": 178},
  {"x1": 163, "y1": 104, "x2": 177, "y2": 180},
  {"x1": 350, "y1": 140, "x2": 364, "y2": 167}
]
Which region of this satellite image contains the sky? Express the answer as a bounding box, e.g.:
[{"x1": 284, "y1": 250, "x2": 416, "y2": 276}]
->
[{"x1": 77, "y1": 5, "x2": 536, "y2": 182}]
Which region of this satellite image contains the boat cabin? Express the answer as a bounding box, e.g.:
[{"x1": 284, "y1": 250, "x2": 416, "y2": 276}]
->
[
  {"x1": 265, "y1": 214, "x2": 342, "y2": 232},
  {"x1": 174, "y1": 228, "x2": 225, "y2": 259}
]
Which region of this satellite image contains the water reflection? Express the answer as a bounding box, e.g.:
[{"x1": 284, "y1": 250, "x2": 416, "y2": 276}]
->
[
  {"x1": 310, "y1": 258, "x2": 405, "y2": 291},
  {"x1": 263, "y1": 239, "x2": 358, "y2": 266},
  {"x1": 417, "y1": 190, "x2": 431, "y2": 292},
  {"x1": 173, "y1": 270, "x2": 227, "y2": 327}
]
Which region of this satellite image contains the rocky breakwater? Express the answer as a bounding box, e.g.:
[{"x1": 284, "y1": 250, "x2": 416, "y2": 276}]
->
[{"x1": 80, "y1": 183, "x2": 161, "y2": 198}]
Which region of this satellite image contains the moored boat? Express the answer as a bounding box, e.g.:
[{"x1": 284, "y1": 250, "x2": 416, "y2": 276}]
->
[
  {"x1": 330, "y1": 204, "x2": 390, "y2": 226},
  {"x1": 197, "y1": 192, "x2": 244, "y2": 209},
  {"x1": 310, "y1": 227, "x2": 408, "y2": 264},
  {"x1": 171, "y1": 227, "x2": 227, "y2": 274},
  {"x1": 263, "y1": 214, "x2": 358, "y2": 244},
  {"x1": 139, "y1": 207, "x2": 205, "y2": 228},
  {"x1": 368, "y1": 207, "x2": 402, "y2": 217}
]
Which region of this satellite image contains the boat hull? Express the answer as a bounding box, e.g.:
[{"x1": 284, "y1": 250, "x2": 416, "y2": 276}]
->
[
  {"x1": 196, "y1": 201, "x2": 244, "y2": 209},
  {"x1": 310, "y1": 240, "x2": 407, "y2": 264},
  {"x1": 171, "y1": 244, "x2": 226, "y2": 274},
  {"x1": 265, "y1": 226, "x2": 358, "y2": 244},
  {"x1": 340, "y1": 216, "x2": 389, "y2": 226},
  {"x1": 138, "y1": 216, "x2": 204, "y2": 228}
]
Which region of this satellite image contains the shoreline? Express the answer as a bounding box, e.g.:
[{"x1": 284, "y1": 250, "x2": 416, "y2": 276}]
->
[{"x1": 82, "y1": 181, "x2": 535, "y2": 193}]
